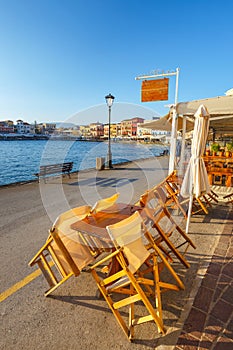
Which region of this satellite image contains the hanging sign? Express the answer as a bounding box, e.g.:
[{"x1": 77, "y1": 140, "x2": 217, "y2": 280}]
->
[{"x1": 141, "y1": 78, "x2": 169, "y2": 102}]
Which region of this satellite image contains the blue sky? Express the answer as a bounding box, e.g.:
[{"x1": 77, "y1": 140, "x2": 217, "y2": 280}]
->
[{"x1": 0, "y1": 0, "x2": 232, "y2": 125}]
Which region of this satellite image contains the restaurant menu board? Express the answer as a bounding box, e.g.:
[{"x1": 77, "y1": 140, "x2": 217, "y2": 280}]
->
[{"x1": 141, "y1": 78, "x2": 169, "y2": 102}]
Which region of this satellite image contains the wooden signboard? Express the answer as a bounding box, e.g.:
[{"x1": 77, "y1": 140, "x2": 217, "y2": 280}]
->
[{"x1": 141, "y1": 78, "x2": 169, "y2": 102}]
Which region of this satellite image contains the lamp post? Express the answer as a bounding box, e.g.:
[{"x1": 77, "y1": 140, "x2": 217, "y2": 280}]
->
[{"x1": 105, "y1": 93, "x2": 115, "y2": 169}]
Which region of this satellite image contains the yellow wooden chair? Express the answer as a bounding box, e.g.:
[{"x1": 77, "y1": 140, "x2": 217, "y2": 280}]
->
[
  {"x1": 29, "y1": 205, "x2": 95, "y2": 296},
  {"x1": 165, "y1": 172, "x2": 218, "y2": 216},
  {"x1": 91, "y1": 211, "x2": 184, "y2": 341},
  {"x1": 223, "y1": 192, "x2": 233, "y2": 204},
  {"x1": 140, "y1": 187, "x2": 196, "y2": 268},
  {"x1": 90, "y1": 192, "x2": 120, "y2": 214}
]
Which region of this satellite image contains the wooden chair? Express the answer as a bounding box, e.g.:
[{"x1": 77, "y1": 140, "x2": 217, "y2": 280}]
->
[
  {"x1": 159, "y1": 181, "x2": 190, "y2": 218},
  {"x1": 90, "y1": 193, "x2": 120, "y2": 214},
  {"x1": 208, "y1": 161, "x2": 224, "y2": 185},
  {"x1": 140, "y1": 187, "x2": 196, "y2": 268},
  {"x1": 165, "y1": 172, "x2": 219, "y2": 216},
  {"x1": 29, "y1": 205, "x2": 96, "y2": 296},
  {"x1": 91, "y1": 211, "x2": 184, "y2": 341},
  {"x1": 223, "y1": 192, "x2": 233, "y2": 204}
]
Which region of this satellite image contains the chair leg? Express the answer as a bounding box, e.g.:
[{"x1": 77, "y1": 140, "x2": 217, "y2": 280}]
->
[
  {"x1": 153, "y1": 223, "x2": 190, "y2": 268},
  {"x1": 196, "y1": 197, "x2": 208, "y2": 214},
  {"x1": 37, "y1": 257, "x2": 57, "y2": 287},
  {"x1": 153, "y1": 255, "x2": 164, "y2": 334},
  {"x1": 44, "y1": 273, "x2": 73, "y2": 296},
  {"x1": 91, "y1": 260, "x2": 166, "y2": 340},
  {"x1": 91, "y1": 268, "x2": 130, "y2": 339},
  {"x1": 145, "y1": 234, "x2": 185, "y2": 291},
  {"x1": 128, "y1": 271, "x2": 166, "y2": 336},
  {"x1": 129, "y1": 284, "x2": 135, "y2": 340}
]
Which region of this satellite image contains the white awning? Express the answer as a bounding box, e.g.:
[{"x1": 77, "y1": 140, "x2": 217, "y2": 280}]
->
[
  {"x1": 143, "y1": 95, "x2": 233, "y2": 134},
  {"x1": 141, "y1": 114, "x2": 194, "y2": 132},
  {"x1": 176, "y1": 95, "x2": 233, "y2": 117}
]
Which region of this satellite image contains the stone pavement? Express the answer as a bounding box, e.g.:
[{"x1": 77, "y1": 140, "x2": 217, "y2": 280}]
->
[{"x1": 175, "y1": 206, "x2": 233, "y2": 350}]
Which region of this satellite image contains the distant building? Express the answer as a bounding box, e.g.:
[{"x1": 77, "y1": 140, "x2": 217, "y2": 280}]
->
[
  {"x1": 0, "y1": 120, "x2": 15, "y2": 133},
  {"x1": 16, "y1": 120, "x2": 35, "y2": 134},
  {"x1": 116, "y1": 123, "x2": 122, "y2": 138},
  {"x1": 104, "y1": 123, "x2": 118, "y2": 138},
  {"x1": 35, "y1": 123, "x2": 45, "y2": 134},
  {"x1": 89, "y1": 122, "x2": 104, "y2": 138},
  {"x1": 42, "y1": 123, "x2": 56, "y2": 134},
  {"x1": 80, "y1": 125, "x2": 91, "y2": 139},
  {"x1": 121, "y1": 117, "x2": 144, "y2": 138},
  {"x1": 138, "y1": 118, "x2": 171, "y2": 142}
]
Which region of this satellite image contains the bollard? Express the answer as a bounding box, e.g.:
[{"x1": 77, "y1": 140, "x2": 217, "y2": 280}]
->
[{"x1": 96, "y1": 157, "x2": 105, "y2": 170}]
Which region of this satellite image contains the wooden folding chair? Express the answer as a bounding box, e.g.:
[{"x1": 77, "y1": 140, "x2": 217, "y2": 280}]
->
[
  {"x1": 90, "y1": 193, "x2": 120, "y2": 214},
  {"x1": 164, "y1": 172, "x2": 218, "y2": 216},
  {"x1": 91, "y1": 211, "x2": 185, "y2": 341},
  {"x1": 158, "y1": 181, "x2": 189, "y2": 219},
  {"x1": 140, "y1": 186, "x2": 196, "y2": 268},
  {"x1": 29, "y1": 205, "x2": 96, "y2": 296},
  {"x1": 223, "y1": 192, "x2": 233, "y2": 204}
]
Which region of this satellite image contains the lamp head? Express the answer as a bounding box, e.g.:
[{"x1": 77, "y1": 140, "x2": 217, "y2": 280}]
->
[{"x1": 105, "y1": 93, "x2": 115, "y2": 107}]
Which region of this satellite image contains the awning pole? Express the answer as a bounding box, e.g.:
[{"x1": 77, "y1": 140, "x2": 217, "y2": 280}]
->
[
  {"x1": 186, "y1": 194, "x2": 193, "y2": 233},
  {"x1": 180, "y1": 115, "x2": 186, "y2": 176},
  {"x1": 168, "y1": 67, "x2": 180, "y2": 174}
]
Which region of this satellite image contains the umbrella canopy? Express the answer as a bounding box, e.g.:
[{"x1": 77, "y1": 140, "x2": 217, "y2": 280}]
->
[{"x1": 181, "y1": 104, "x2": 210, "y2": 198}]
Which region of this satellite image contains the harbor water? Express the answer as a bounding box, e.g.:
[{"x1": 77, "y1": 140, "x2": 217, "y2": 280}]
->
[{"x1": 0, "y1": 140, "x2": 168, "y2": 186}]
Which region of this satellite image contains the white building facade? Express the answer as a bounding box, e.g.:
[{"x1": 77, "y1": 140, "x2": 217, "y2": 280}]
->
[{"x1": 16, "y1": 120, "x2": 35, "y2": 134}]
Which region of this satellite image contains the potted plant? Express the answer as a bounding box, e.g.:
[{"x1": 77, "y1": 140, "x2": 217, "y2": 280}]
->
[
  {"x1": 211, "y1": 143, "x2": 220, "y2": 156},
  {"x1": 219, "y1": 148, "x2": 225, "y2": 157},
  {"x1": 205, "y1": 148, "x2": 210, "y2": 156},
  {"x1": 226, "y1": 142, "x2": 233, "y2": 157}
]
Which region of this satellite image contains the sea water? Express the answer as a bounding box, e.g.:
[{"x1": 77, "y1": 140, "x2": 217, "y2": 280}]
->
[{"x1": 0, "y1": 140, "x2": 168, "y2": 186}]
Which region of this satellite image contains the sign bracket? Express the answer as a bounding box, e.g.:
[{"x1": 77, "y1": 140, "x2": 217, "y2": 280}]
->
[{"x1": 135, "y1": 68, "x2": 180, "y2": 174}]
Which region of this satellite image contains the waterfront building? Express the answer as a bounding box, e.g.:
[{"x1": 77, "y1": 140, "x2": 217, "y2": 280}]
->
[
  {"x1": 56, "y1": 128, "x2": 81, "y2": 138},
  {"x1": 80, "y1": 125, "x2": 91, "y2": 139},
  {"x1": 137, "y1": 118, "x2": 161, "y2": 137},
  {"x1": 138, "y1": 118, "x2": 171, "y2": 142},
  {"x1": 90, "y1": 122, "x2": 104, "y2": 139},
  {"x1": 34, "y1": 123, "x2": 45, "y2": 134},
  {"x1": 16, "y1": 120, "x2": 35, "y2": 134},
  {"x1": 103, "y1": 123, "x2": 118, "y2": 139},
  {"x1": 42, "y1": 123, "x2": 56, "y2": 134},
  {"x1": 0, "y1": 120, "x2": 15, "y2": 133},
  {"x1": 116, "y1": 123, "x2": 122, "y2": 138},
  {"x1": 121, "y1": 117, "x2": 144, "y2": 138}
]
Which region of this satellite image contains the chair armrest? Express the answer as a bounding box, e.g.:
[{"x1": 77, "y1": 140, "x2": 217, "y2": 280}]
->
[{"x1": 90, "y1": 248, "x2": 122, "y2": 269}]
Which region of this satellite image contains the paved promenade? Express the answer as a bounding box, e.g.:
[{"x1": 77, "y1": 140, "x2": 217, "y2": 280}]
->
[
  {"x1": 0, "y1": 156, "x2": 232, "y2": 349},
  {"x1": 175, "y1": 207, "x2": 233, "y2": 350}
]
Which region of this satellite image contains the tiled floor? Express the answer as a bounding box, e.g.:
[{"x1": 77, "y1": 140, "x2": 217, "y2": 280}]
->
[{"x1": 175, "y1": 208, "x2": 233, "y2": 349}]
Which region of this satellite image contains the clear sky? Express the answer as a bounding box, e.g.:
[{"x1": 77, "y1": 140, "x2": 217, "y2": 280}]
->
[{"x1": 0, "y1": 0, "x2": 232, "y2": 125}]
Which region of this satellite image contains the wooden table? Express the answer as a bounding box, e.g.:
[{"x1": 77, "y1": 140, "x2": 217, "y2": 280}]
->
[
  {"x1": 202, "y1": 156, "x2": 233, "y2": 187},
  {"x1": 203, "y1": 155, "x2": 233, "y2": 165},
  {"x1": 71, "y1": 203, "x2": 143, "y2": 248},
  {"x1": 71, "y1": 203, "x2": 144, "y2": 275}
]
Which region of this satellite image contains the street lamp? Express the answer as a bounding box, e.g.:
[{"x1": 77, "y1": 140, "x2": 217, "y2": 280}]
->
[{"x1": 105, "y1": 93, "x2": 115, "y2": 169}]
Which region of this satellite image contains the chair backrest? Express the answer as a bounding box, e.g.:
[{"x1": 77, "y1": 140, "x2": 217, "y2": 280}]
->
[
  {"x1": 154, "y1": 186, "x2": 167, "y2": 203},
  {"x1": 106, "y1": 211, "x2": 150, "y2": 273},
  {"x1": 141, "y1": 188, "x2": 175, "y2": 237},
  {"x1": 52, "y1": 205, "x2": 92, "y2": 237},
  {"x1": 91, "y1": 193, "x2": 120, "y2": 214},
  {"x1": 51, "y1": 205, "x2": 95, "y2": 272}
]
